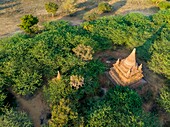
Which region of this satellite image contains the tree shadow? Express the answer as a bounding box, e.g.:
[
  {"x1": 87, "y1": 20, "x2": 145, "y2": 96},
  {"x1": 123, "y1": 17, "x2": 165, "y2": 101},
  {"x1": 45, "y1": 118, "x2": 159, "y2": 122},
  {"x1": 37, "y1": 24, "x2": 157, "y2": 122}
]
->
[
  {"x1": 0, "y1": 0, "x2": 16, "y2": 5},
  {"x1": 123, "y1": 6, "x2": 159, "y2": 15},
  {"x1": 112, "y1": 0, "x2": 127, "y2": 13},
  {"x1": 0, "y1": 2, "x2": 20, "y2": 10},
  {"x1": 60, "y1": 0, "x2": 127, "y2": 22},
  {"x1": 136, "y1": 24, "x2": 166, "y2": 61},
  {"x1": 98, "y1": 0, "x2": 127, "y2": 17},
  {"x1": 70, "y1": 1, "x2": 98, "y2": 17}
]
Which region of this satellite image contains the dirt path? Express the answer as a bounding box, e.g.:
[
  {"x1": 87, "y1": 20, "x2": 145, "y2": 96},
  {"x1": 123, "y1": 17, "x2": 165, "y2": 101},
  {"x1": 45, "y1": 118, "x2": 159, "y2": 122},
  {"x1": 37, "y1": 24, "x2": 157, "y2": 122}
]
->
[{"x1": 13, "y1": 91, "x2": 49, "y2": 127}]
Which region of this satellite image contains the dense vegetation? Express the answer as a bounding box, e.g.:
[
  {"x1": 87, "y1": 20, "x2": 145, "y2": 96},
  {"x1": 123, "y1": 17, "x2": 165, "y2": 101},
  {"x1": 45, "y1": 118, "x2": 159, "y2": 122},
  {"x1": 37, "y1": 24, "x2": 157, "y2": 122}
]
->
[{"x1": 0, "y1": 9, "x2": 170, "y2": 126}]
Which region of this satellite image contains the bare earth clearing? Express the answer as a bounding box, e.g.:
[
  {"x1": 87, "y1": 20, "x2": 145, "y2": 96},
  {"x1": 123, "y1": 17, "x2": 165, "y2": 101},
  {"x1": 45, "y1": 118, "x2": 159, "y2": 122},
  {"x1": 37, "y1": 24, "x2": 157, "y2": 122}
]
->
[
  {"x1": 0, "y1": 0, "x2": 158, "y2": 37},
  {"x1": 1, "y1": 0, "x2": 169, "y2": 127}
]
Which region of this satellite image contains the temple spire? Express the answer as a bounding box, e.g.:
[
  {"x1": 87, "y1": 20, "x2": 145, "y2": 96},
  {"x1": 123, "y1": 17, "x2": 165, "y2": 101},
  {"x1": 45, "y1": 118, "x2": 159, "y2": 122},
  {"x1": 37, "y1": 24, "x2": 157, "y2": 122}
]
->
[
  {"x1": 138, "y1": 64, "x2": 142, "y2": 70},
  {"x1": 109, "y1": 48, "x2": 144, "y2": 86},
  {"x1": 56, "y1": 71, "x2": 61, "y2": 80},
  {"x1": 124, "y1": 48, "x2": 136, "y2": 67}
]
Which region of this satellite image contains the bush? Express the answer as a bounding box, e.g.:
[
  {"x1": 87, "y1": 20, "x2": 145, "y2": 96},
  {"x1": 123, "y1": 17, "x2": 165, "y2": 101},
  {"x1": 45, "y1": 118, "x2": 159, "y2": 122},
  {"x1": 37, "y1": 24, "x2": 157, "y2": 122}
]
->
[
  {"x1": 72, "y1": 44, "x2": 94, "y2": 61},
  {"x1": 45, "y1": 2, "x2": 58, "y2": 17},
  {"x1": 48, "y1": 99, "x2": 79, "y2": 127},
  {"x1": 97, "y1": 2, "x2": 112, "y2": 13},
  {"x1": 19, "y1": 14, "x2": 39, "y2": 34},
  {"x1": 59, "y1": 0, "x2": 77, "y2": 14},
  {"x1": 83, "y1": 86, "x2": 160, "y2": 127},
  {"x1": 158, "y1": 1, "x2": 170, "y2": 10},
  {"x1": 148, "y1": 25, "x2": 170, "y2": 79},
  {"x1": 70, "y1": 75, "x2": 84, "y2": 89},
  {"x1": 152, "y1": 10, "x2": 170, "y2": 25},
  {"x1": 152, "y1": 0, "x2": 165, "y2": 4},
  {"x1": 0, "y1": 108, "x2": 33, "y2": 127},
  {"x1": 43, "y1": 79, "x2": 72, "y2": 105},
  {"x1": 157, "y1": 86, "x2": 170, "y2": 113},
  {"x1": 83, "y1": 12, "x2": 98, "y2": 21}
]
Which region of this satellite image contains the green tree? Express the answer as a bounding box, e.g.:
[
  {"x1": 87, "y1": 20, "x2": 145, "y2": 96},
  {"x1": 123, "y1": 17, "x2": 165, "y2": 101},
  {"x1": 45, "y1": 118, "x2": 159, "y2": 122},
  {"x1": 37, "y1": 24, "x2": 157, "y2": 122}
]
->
[
  {"x1": 72, "y1": 44, "x2": 94, "y2": 61},
  {"x1": 157, "y1": 86, "x2": 170, "y2": 113},
  {"x1": 83, "y1": 86, "x2": 160, "y2": 127},
  {"x1": 49, "y1": 99, "x2": 80, "y2": 127},
  {"x1": 19, "y1": 14, "x2": 39, "y2": 34},
  {"x1": 43, "y1": 79, "x2": 72, "y2": 105},
  {"x1": 0, "y1": 108, "x2": 33, "y2": 127},
  {"x1": 59, "y1": 0, "x2": 77, "y2": 14},
  {"x1": 45, "y1": 2, "x2": 58, "y2": 17},
  {"x1": 97, "y1": 2, "x2": 112, "y2": 13},
  {"x1": 158, "y1": 1, "x2": 170, "y2": 10},
  {"x1": 148, "y1": 25, "x2": 170, "y2": 79}
]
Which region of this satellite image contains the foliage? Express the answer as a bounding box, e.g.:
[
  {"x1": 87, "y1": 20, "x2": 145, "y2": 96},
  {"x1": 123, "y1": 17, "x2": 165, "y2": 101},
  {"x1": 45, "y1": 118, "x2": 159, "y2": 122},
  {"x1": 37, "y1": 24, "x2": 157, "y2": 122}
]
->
[
  {"x1": 151, "y1": 0, "x2": 165, "y2": 4},
  {"x1": 45, "y1": 2, "x2": 58, "y2": 17},
  {"x1": 70, "y1": 75, "x2": 84, "y2": 89},
  {"x1": 97, "y1": 2, "x2": 112, "y2": 13},
  {"x1": 148, "y1": 25, "x2": 170, "y2": 79},
  {"x1": 0, "y1": 108, "x2": 33, "y2": 127},
  {"x1": 72, "y1": 44, "x2": 94, "y2": 61},
  {"x1": 82, "y1": 13, "x2": 155, "y2": 48},
  {"x1": 19, "y1": 14, "x2": 39, "y2": 34},
  {"x1": 13, "y1": 70, "x2": 42, "y2": 95},
  {"x1": 0, "y1": 76, "x2": 7, "y2": 110},
  {"x1": 43, "y1": 79, "x2": 72, "y2": 105},
  {"x1": 152, "y1": 10, "x2": 170, "y2": 25},
  {"x1": 48, "y1": 98, "x2": 80, "y2": 127},
  {"x1": 157, "y1": 86, "x2": 170, "y2": 113},
  {"x1": 158, "y1": 1, "x2": 170, "y2": 10},
  {"x1": 82, "y1": 86, "x2": 160, "y2": 127},
  {"x1": 59, "y1": 0, "x2": 77, "y2": 14},
  {"x1": 83, "y1": 12, "x2": 98, "y2": 21}
]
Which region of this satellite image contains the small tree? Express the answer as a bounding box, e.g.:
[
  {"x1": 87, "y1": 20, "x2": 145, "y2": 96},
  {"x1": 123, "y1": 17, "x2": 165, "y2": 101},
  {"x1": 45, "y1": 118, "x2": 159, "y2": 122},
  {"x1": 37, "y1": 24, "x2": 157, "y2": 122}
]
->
[
  {"x1": 59, "y1": 0, "x2": 77, "y2": 14},
  {"x1": 98, "y1": 2, "x2": 112, "y2": 13},
  {"x1": 19, "y1": 14, "x2": 39, "y2": 34},
  {"x1": 70, "y1": 75, "x2": 84, "y2": 89},
  {"x1": 45, "y1": 2, "x2": 58, "y2": 17},
  {"x1": 83, "y1": 12, "x2": 98, "y2": 21},
  {"x1": 49, "y1": 99, "x2": 79, "y2": 127},
  {"x1": 157, "y1": 86, "x2": 170, "y2": 113},
  {"x1": 72, "y1": 44, "x2": 94, "y2": 61},
  {"x1": 0, "y1": 108, "x2": 33, "y2": 127}
]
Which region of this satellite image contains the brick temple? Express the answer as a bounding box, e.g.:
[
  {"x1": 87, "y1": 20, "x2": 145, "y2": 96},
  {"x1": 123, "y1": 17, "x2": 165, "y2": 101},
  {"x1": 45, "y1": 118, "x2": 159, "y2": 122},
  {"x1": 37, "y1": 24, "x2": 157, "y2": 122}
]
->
[{"x1": 109, "y1": 48, "x2": 144, "y2": 86}]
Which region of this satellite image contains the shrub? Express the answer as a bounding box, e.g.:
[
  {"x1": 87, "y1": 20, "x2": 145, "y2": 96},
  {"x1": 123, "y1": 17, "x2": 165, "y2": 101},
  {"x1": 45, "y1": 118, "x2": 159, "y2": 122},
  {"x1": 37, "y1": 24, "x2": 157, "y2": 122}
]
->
[
  {"x1": 84, "y1": 86, "x2": 160, "y2": 127},
  {"x1": 45, "y1": 2, "x2": 58, "y2": 17},
  {"x1": 70, "y1": 75, "x2": 84, "y2": 89},
  {"x1": 152, "y1": 0, "x2": 165, "y2": 4},
  {"x1": 157, "y1": 86, "x2": 170, "y2": 113},
  {"x1": 152, "y1": 10, "x2": 170, "y2": 25},
  {"x1": 158, "y1": 1, "x2": 170, "y2": 10},
  {"x1": 83, "y1": 12, "x2": 98, "y2": 21},
  {"x1": 148, "y1": 26, "x2": 170, "y2": 79},
  {"x1": 43, "y1": 79, "x2": 72, "y2": 105},
  {"x1": 97, "y1": 2, "x2": 112, "y2": 13},
  {"x1": 59, "y1": 0, "x2": 77, "y2": 14},
  {"x1": 72, "y1": 44, "x2": 94, "y2": 61},
  {"x1": 0, "y1": 108, "x2": 33, "y2": 127},
  {"x1": 13, "y1": 70, "x2": 42, "y2": 96},
  {"x1": 19, "y1": 14, "x2": 39, "y2": 34},
  {"x1": 48, "y1": 99, "x2": 79, "y2": 127}
]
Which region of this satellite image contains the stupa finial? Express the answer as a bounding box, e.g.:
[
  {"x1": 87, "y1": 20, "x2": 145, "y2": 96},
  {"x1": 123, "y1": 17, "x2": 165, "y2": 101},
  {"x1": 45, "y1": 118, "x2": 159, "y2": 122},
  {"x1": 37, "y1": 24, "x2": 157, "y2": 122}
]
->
[
  {"x1": 124, "y1": 48, "x2": 136, "y2": 67},
  {"x1": 57, "y1": 71, "x2": 61, "y2": 80}
]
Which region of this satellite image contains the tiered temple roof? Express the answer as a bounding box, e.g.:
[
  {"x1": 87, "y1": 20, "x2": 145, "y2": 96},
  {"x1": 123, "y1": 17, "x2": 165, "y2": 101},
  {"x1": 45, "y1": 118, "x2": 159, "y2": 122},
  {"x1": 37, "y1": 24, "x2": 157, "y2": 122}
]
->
[{"x1": 109, "y1": 48, "x2": 143, "y2": 86}]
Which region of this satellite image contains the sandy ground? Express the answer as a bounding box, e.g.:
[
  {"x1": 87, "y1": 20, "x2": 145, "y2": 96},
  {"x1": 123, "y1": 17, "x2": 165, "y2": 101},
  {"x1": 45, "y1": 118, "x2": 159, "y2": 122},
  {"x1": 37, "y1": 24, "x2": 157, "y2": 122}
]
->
[
  {"x1": 11, "y1": 90, "x2": 50, "y2": 127},
  {"x1": 0, "y1": 0, "x2": 158, "y2": 38}
]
